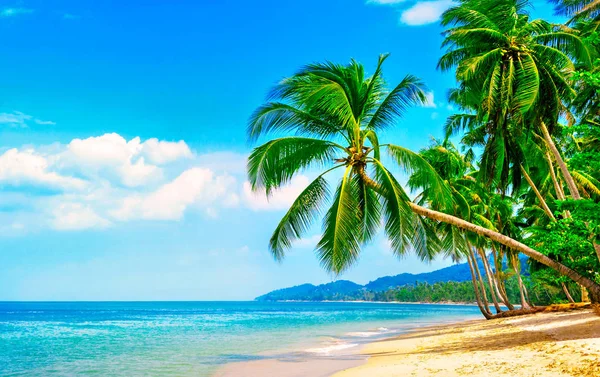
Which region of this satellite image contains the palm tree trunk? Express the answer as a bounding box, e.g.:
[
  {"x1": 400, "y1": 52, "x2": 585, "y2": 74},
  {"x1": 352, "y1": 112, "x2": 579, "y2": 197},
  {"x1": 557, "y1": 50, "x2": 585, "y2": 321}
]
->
[
  {"x1": 540, "y1": 122, "x2": 581, "y2": 200},
  {"x1": 546, "y1": 152, "x2": 566, "y2": 200},
  {"x1": 523, "y1": 279, "x2": 533, "y2": 306},
  {"x1": 520, "y1": 165, "x2": 556, "y2": 221},
  {"x1": 491, "y1": 245, "x2": 515, "y2": 310},
  {"x1": 581, "y1": 286, "x2": 590, "y2": 303},
  {"x1": 487, "y1": 252, "x2": 508, "y2": 308},
  {"x1": 406, "y1": 202, "x2": 600, "y2": 303},
  {"x1": 594, "y1": 242, "x2": 600, "y2": 263},
  {"x1": 470, "y1": 248, "x2": 493, "y2": 313},
  {"x1": 511, "y1": 254, "x2": 532, "y2": 309},
  {"x1": 466, "y1": 252, "x2": 492, "y2": 319},
  {"x1": 562, "y1": 282, "x2": 575, "y2": 303},
  {"x1": 478, "y1": 248, "x2": 503, "y2": 313}
]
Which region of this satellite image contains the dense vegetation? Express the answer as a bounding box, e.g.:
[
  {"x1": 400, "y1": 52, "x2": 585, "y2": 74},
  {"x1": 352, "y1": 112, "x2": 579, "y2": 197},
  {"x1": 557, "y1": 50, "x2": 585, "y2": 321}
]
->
[
  {"x1": 257, "y1": 258, "x2": 580, "y2": 305},
  {"x1": 257, "y1": 278, "x2": 580, "y2": 306},
  {"x1": 247, "y1": 0, "x2": 600, "y2": 319}
]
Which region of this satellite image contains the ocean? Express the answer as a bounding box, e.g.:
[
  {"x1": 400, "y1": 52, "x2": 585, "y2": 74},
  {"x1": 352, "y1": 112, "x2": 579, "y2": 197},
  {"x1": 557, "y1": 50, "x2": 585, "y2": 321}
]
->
[{"x1": 0, "y1": 301, "x2": 481, "y2": 376}]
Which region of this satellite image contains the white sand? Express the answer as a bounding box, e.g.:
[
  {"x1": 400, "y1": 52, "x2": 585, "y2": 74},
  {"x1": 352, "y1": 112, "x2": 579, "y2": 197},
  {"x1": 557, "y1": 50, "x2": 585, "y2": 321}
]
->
[{"x1": 333, "y1": 309, "x2": 600, "y2": 377}]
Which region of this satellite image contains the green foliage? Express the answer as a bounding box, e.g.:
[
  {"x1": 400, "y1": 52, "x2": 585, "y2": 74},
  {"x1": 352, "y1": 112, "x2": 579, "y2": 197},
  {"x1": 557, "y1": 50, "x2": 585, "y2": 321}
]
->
[
  {"x1": 247, "y1": 55, "x2": 438, "y2": 273},
  {"x1": 439, "y1": 0, "x2": 591, "y2": 192},
  {"x1": 526, "y1": 214, "x2": 600, "y2": 283},
  {"x1": 258, "y1": 279, "x2": 564, "y2": 306},
  {"x1": 248, "y1": 0, "x2": 600, "y2": 306}
]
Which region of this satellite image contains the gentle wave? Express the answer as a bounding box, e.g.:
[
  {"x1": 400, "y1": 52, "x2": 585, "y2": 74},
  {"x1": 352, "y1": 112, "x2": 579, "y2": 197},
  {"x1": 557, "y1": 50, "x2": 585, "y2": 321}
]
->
[
  {"x1": 304, "y1": 342, "x2": 359, "y2": 354},
  {"x1": 345, "y1": 326, "x2": 395, "y2": 337}
]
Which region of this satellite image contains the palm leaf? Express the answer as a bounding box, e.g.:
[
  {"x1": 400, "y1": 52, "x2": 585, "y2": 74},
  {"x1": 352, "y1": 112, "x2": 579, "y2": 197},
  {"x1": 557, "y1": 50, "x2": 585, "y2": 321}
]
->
[
  {"x1": 269, "y1": 174, "x2": 333, "y2": 261},
  {"x1": 248, "y1": 137, "x2": 343, "y2": 195},
  {"x1": 366, "y1": 75, "x2": 427, "y2": 130},
  {"x1": 515, "y1": 53, "x2": 540, "y2": 114},
  {"x1": 371, "y1": 159, "x2": 415, "y2": 257},
  {"x1": 387, "y1": 144, "x2": 454, "y2": 209},
  {"x1": 355, "y1": 172, "x2": 381, "y2": 243},
  {"x1": 316, "y1": 166, "x2": 362, "y2": 274},
  {"x1": 247, "y1": 102, "x2": 344, "y2": 142}
]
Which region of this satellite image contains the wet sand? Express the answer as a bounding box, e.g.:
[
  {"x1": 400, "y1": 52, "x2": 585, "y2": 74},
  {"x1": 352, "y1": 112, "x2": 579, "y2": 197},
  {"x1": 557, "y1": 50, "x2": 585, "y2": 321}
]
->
[{"x1": 213, "y1": 354, "x2": 365, "y2": 377}]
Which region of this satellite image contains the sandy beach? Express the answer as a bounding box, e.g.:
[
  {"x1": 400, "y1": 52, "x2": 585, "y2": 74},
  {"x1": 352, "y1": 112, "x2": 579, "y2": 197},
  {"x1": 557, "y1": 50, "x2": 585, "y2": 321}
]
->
[
  {"x1": 334, "y1": 309, "x2": 600, "y2": 377},
  {"x1": 214, "y1": 309, "x2": 600, "y2": 377}
]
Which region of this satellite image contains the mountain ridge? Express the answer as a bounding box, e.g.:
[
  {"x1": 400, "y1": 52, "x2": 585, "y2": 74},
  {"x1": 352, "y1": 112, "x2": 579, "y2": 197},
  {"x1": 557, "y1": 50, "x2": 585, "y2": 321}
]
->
[{"x1": 256, "y1": 260, "x2": 477, "y2": 301}]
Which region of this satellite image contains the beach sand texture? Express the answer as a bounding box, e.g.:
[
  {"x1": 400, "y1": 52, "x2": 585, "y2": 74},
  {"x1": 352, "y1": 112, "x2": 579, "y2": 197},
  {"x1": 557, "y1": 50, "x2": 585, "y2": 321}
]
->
[{"x1": 333, "y1": 309, "x2": 600, "y2": 377}]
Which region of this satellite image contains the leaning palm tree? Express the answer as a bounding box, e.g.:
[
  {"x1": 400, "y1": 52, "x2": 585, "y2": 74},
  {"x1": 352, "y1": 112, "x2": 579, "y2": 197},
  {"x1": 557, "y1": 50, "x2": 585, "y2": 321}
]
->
[{"x1": 246, "y1": 55, "x2": 600, "y2": 301}]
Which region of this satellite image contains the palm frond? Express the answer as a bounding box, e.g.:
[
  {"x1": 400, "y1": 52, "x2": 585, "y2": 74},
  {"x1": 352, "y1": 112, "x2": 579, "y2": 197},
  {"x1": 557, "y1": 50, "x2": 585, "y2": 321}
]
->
[
  {"x1": 366, "y1": 75, "x2": 427, "y2": 130},
  {"x1": 387, "y1": 144, "x2": 454, "y2": 209},
  {"x1": 247, "y1": 102, "x2": 344, "y2": 142},
  {"x1": 269, "y1": 174, "x2": 333, "y2": 260},
  {"x1": 534, "y1": 32, "x2": 592, "y2": 67},
  {"x1": 316, "y1": 167, "x2": 362, "y2": 274},
  {"x1": 372, "y1": 159, "x2": 415, "y2": 257},
  {"x1": 248, "y1": 137, "x2": 343, "y2": 195},
  {"x1": 355, "y1": 172, "x2": 381, "y2": 243},
  {"x1": 515, "y1": 53, "x2": 540, "y2": 114}
]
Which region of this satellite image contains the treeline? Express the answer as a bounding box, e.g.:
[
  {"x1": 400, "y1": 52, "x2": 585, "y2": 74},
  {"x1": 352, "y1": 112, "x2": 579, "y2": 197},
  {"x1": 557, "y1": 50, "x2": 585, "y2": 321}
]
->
[
  {"x1": 276, "y1": 277, "x2": 583, "y2": 306},
  {"x1": 366, "y1": 278, "x2": 582, "y2": 306}
]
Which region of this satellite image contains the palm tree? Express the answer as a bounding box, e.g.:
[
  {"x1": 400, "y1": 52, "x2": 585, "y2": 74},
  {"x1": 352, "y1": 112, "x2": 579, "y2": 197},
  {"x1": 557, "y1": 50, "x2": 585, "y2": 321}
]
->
[
  {"x1": 439, "y1": 0, "x2": 591, "y2": 193},
  {"x1": 246, "y1": 55, "x2": 600, "y2": 302},
  {"x1": 552, "y1": 0, "x2": 600, "y2": 23}
]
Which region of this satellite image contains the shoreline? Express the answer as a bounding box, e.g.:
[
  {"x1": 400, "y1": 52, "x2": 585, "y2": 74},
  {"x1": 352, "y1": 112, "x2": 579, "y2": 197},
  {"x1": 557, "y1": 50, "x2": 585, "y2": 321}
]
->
[
  {"x1": 259, "y1": 300, "x2": 480, "y2": 305},
  {"x1": 214, "y1": 309, "x2": 600, "y2": 377},
  {"x1": 212, "y1": 315, "x2": 479, "y2": 377},
  {"x1": 334, "y1": 309, "x2": 600, "y2": 377}
]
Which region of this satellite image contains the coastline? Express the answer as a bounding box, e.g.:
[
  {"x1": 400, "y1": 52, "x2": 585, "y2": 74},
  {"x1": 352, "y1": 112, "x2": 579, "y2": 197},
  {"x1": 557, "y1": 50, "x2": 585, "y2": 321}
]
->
[
  {"x1": 334, "y1": 309, "x2": 600, "y2": 377},
  {"x1": 261, "y1": 300, "x2": 480, "y2": 305},
  {"x1": 214, "y1": 308, "x2": 600, "y2": 377},
  {"x1": 212, "y1": 315, "x2": 479, "y2": 377}
]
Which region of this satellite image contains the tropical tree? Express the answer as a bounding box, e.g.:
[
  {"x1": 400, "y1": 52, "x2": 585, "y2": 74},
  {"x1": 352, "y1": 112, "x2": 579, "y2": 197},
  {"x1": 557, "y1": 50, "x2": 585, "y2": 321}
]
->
[
  {"x1": 552, "y1": 0, "x2": 600, "y2": 23},
  {"x1": 439, "y1": 0, "x2": 591, "y2": 194},
  {"x1": 246, "y1": 55, "x2": 600, "y2": 303}
]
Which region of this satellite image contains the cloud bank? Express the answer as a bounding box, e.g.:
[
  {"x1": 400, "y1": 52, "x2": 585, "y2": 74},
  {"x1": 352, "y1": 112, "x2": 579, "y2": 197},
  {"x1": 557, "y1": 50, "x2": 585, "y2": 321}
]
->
[{"x1": 0, "y1": 133, "x2": 311, "y2": 233}]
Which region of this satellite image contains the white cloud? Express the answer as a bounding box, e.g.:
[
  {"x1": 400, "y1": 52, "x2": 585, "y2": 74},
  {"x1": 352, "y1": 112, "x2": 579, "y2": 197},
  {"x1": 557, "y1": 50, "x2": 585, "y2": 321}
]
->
[
  {"x1": 34, "y1": 119, "x2": 56, "y2": 125},
  {"x1": 423, "y1": 91, "x2": 437, "y2": 108},
  {"x1": 111, "y1": 168, "x2": 238, "y2": 221},
  {"x1": 0, "y1": 111, "x2": 55, "y2": 128},
  {"x1": 140, "y1": 138, "x2": 193, "y2": 164},
  {"x1": 242, "y1": 175, "x2": 310, "y2": 211},
  {"x1": 67, "y1": 133, "x2": 141, "y2": 167},
  {"x1": 400, "y1": 0, "x2": 454, "y2": 26},
  {"x1": 0, "y1": 132, "x2": 320, "y2": 233},
  {"x1": 62, "y1": 134, "x2": 160, "y2": 187},
  {"x1": 51, "y1": 203, "x2": 111, "y2": 231},
  {"x1": 0, "y1": 148, "x2": 87, "y2": 191},
  {"x1": 60, "y1": 134, "x2": 194, "y2": 187},
  {"x1": 0, "y1": 8, "x2": 33, "y2": 17},
  {"x1": 0, "y1": 112, "x2": 32, "y2": 128}
]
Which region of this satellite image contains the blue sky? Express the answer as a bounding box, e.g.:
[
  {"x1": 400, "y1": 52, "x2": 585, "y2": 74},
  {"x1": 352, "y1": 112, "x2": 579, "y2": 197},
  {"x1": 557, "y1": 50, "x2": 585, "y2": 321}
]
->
[{"x1": 0, "y1": 0, "x2": 560, "y2": 300}]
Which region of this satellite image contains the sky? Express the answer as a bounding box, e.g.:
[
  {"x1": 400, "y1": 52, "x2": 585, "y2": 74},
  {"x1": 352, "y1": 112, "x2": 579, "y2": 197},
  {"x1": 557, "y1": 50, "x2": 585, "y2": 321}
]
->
[{"x1": 0, "y1": 0, "x2": 560, "y2": 301}]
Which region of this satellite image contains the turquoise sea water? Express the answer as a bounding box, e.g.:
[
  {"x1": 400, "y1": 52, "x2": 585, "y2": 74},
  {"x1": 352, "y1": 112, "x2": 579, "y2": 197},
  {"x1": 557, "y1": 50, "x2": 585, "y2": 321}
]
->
[{"x1": 0, "y1": 301, "x2": 481, "y2": 376}]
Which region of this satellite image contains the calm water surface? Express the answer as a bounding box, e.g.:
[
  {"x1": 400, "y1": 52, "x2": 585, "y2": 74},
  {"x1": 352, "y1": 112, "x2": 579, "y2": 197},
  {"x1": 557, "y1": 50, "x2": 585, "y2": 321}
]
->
[{"x1": 0, "y1": 301, "x2": 481, "y2": 376}]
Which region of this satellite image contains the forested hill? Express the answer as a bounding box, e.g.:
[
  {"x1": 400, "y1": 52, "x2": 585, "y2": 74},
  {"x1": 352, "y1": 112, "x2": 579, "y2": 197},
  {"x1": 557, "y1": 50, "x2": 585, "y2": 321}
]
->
[{"x1": 256, "y1": 261, "x2": 479, "y2": 302}]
